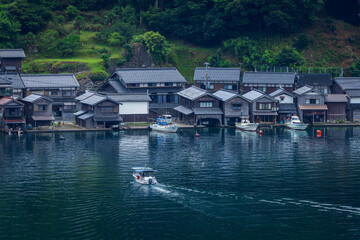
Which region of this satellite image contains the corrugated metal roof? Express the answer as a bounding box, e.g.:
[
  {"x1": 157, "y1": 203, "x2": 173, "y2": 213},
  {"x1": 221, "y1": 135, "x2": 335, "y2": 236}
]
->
[
  {"x1": 177, "y1": 86, "x2": 207, "y2": 101},
  {"x1": 94, "y1": 116, "x2": 123, "y2": 122},
  {"x1": 194, "y1": 67, "x2": 241, "y2": 82},
  {"x1": 108, "y1": 80, "x2": 130, "y2": 93},
  {"x1": 293, "y1": 85, "x2": 312, "y2": 95},
  {"x1": 192, "y1": 107, "x2": 223, "y2": 115},
  {"x1": 212, "y1": 90, "x2": 236, "y2": 101},
  {"x1": 174, "y1": 105, "x2": 193, "y2": 115},
  {"x1": 32, "y1": 115, "x2": 55, "y2": 121},
  {"x1": 299, "y1": 104, "x2": 328, "y2": 110},
  {"x1": 334, "y1": 77, "x2": 360, "y2": 90},
  {"x1": 346, "y1": 89, "x2": 360, "y2": 97},
  {"x1": 242, "y1": 90, "x2": 264, "y2": 101},
  {"x1": 78, "y1": 112, "x2": 94, "y2": 120},
  {"x1": 114, "y1": 68, "x2": 186, "y2": 84},
  {"x1": 73, "y1": 110, "x2": 87, "y2": 116},
  {"x1": 243, "y1": 72, "x2": 295, "y2": 84},
  {"x1": 80, "y1": 94, "x2": 106, "y2": 106},
  {"x1": 0, "y1": 73, "x2": 25, "y2": 89},
  {"x1": 107, "y1": 93, "x2": 151, "y2": 102},
  {"x1": 297, "y1": 73, "x2": 332, "y2": 86},
  {"x1": 0, "y1": 49, "x2": 26, "y2": 58},
  {"x1": 0, "y1": 76, "x2": 12, "y2": 85},
  {"x1": 21, "y1": 74, "x2": 80, "y2": 88},
  {"x1": 325, "y1": 94, "x2": 348, "y2": 102},
  {"x1": 75, "y1": 91, "x2": 95, "y2": 101},
  {"x1": 21, "y1": 94, "x2": 43, "y2": 103}
]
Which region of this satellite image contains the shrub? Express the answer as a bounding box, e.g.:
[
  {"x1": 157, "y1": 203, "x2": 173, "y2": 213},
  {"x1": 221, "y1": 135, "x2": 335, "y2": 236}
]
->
[{"x1": 89, "y1": 70, "x2": 109, "y2": 81}]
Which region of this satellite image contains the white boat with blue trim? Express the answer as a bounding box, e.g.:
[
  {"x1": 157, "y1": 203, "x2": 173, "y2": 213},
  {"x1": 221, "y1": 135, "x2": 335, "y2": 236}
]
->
[
  {"x1": 150, "y1": 117, "x2": 178, "y2": 133},
  {"x1": 285, "y1": 115, "x2": 308, "y2": 131},
  {"x1": 132, "y1": 167, "x2": 157, "y2": 185},
  {"x1": 235, "y1": 118, "x2": 259, "y2": 132}
]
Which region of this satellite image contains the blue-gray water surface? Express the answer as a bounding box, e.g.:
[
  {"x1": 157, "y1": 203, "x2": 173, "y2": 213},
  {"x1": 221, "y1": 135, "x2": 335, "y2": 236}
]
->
[{"x1": 0, "y1": 127, "x2": 360, "y2": 240}]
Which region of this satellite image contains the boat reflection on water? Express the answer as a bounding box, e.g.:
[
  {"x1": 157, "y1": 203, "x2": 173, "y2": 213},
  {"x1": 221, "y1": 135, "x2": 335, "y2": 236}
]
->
[
  {"x1": 149, "y1": 131, "x2": 179, "y2": 139},
  {"x1": 235, "y1": 129, "x2": 259, "y2": 140},
  {"x1": 286, "y1": 127, "x2": 309, "y2": 142}
]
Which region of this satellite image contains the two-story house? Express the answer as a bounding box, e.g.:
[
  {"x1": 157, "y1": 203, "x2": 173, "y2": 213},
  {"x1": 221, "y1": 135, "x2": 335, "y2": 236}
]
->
[
  {"x1": 293, "y1": 85, "x2": 327, "y2": 123},
  {"x1": 269, "y1": 87, "x2": 297, "y2": 123},
  {"x1": 74, "y1": 93, "x2": 122, "y2": 128},
  {"x1": 174, "y1": 86, "x2": 223, "y2": 126},
  {"x1": 0, "y1": 49, "x2": 26, "y2": 73},
  {"x1": 21, "y1": 74, "x2": 80, "y2": 120},
  {"x1": 0, "y1": 76, "x2": 12, "y2": 97},
  {"x1": 0, "y1": 72, "x2": 26, "y2": 98},
  {"x1": 333, "y1": 77, "x2": 360, "y2": 121},
  {"x1": 242, "y1": 72, "x2": 296, "y2": 94},
  {"x1": 193, "y1": 67, "x2": 241, "y2": 92},
  {"x1": 325, "y1": 94, "x2": 348, "y2": 122},
  {"x1": 21, "y1": 94, "x2": 55, "y2": 127},
  {"x1": 212, "y1": 89, "x2": 250, "y2": 126},
  {"x1": 243, "y1": 89, "x2": 279, "y2": 123},
  {"x1": 98, "y1": 68, "x2": 186, "y2": 117},
  {"x1": 296, "y1": 73, "x2": 332, "y2": 94},
  {"x1": 0, "y1": 96, "x2": 25, "y2": 132}
]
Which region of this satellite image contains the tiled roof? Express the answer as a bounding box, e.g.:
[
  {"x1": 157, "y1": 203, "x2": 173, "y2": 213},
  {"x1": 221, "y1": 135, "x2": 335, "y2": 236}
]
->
[
  {"x1": 107, "y1": 93, "x2": 151, "y2": 102},
  {"x1": 297, "y1": 73, "x2": 332, "y2": 86},
  {"x1": 21, "y1": 74, "x2": 80, "y2": 88},
  {"x1": 107, "y1": 80, "x2": 130, "y2": 93},
  {"x1": 73, "y1": 110, "x2": 87, "y2": 116},
  {"x1": 279, "y1": 103, "x2": 297, "y2": 112},
  {"x1": 243, "y1": 72, "x2": 296, "y2": 85},
  {"x1": 0, "y1": 96, "x2": 24, "y2": 106},
  {"x1": 242, "y1": 89, "x2": 265, "y2": 101},
  {"x1": 299, "y1": 104, "x2": 328, "y2": 110},
  {"x1": 174, "y1": 105, "x2": 193, "y2": 115},
  {"x1": 213, "y1": 89, "x2": 237, "y2": 101},
  {"x1": 114, "y1": 68, "x2": 186, "y2": 84},
  {"x1": 346, "y1": 89, "x2": 360, "y2": 97},
  {"x1": 269, "y1": 88, "x2": 294, "y2": 97},
  {"x1": 0, "y1": 49, "x2": 26, "y2": 58},
  {"x1": 177, "y1": 86, "x2": 207, "y2": 101},
  {"x1": 94, "y1": 116, "x2": 123, "y2": 122},
  {"x1": 22, "y1": 94, "x2": 52, "y2": 103},
  {"x1": 78, "y1": 112, "x2": 94, "y2": 120},
  {"x1": 0, "y1": 73, "x2": 25, "y2": 89},
  {"x1": 325, "y1": 94, "x2": 348, "y2": 103},
  {"x1": 334, "y1": 77, "x2": 360, "y2": 90},
  {"x1": 75, "y1": 91, "x2": 96, "y2": 101},
  {"x1": 32, "y1": 115, "x2": 55, "y2": 121},
  {"x1": 293, "y1": 85, "x2": 312, "y2": 95},
  {"x1": 192, "y1": 107, "x2": 223, "y2": 115},
  {"x1": 80, "y1": 94, "x2": 106, "y2": 106},
  {"x1": 193, "y1": 67, "x2": 241, "y2": 82},
  {"x1": 0, "y1": 76, "x2": 12, "y2": 85}
]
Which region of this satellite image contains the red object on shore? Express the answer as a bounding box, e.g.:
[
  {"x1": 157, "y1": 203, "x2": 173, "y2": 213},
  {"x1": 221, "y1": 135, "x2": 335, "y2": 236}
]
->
[{"x1": 63, "y1": 121, "x2": 64, "y2": 125}]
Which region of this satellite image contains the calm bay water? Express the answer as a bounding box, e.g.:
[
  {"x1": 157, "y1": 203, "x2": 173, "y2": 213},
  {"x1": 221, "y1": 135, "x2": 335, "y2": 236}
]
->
[{"x1": 0, "y1": 127, "x2": 360, "y2": 240}]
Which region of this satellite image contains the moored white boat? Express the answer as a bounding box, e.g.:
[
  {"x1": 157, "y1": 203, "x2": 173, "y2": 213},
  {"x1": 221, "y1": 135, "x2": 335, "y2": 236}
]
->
[
  {"x1": 132, "y1": 167, "x2": 157, "y2": 185},
  {"x1": 235, "y1": 118, "x2": 259, "y2": 132},
  {"x1": 285, "y1": 115, "x2": 308, "y2": 131},
  {"x1": 150, "y1": 124, "x2": 179, "y2": 133}
]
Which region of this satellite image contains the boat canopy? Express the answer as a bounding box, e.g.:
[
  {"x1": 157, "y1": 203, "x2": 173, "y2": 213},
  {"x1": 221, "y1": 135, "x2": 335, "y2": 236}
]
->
[{"x1": 131, "y1": 167, "x2": 157, "y2": 173}]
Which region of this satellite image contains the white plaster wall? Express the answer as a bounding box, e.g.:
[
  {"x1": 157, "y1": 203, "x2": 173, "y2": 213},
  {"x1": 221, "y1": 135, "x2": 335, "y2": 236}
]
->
[
  {"x1": 274, "y1": 95, "x2": 293, "y2": 104},
  {"x1": 350, "y1": 98, "x2": 360, "y2": 104},
  {"x1": 119, "y1": 102, "x2": 149, "y2": 115}
]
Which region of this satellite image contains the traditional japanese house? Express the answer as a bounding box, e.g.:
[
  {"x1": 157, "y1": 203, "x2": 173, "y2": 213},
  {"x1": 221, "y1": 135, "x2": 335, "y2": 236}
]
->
[
  {"x1": 243, "y1": 89, "x2": 279, "y2": 124},
  {"x1": 242, "y1": 72, "x2": 296, "y2": 94},
  {"x1": 0, "y1": 49, "x2": 26, "y2": 73},
  {"x1": 0, "y1": 96, "x2": 25, "y2": 132},
  {"x1": 333, "y1": 77, "x2": 360, "y2": 121},
  {"x1": 325, "y1": 94, "x2": 348, "y2": 122},
  {"x1": 98, "y1": 68, "x2": 186, "y2": 117},
  {"x1": 74, "y1": 93, "x2": 122, "y2": 128},
  {"x1": 0, "y1": 76, "x2": 12, "y2": 97},
  {"x1": 269, "y1": 87, "x2": 297, "y2": 123},
  {"x1": 293, "y1": 85, "x2": 327, "y2": 123},
  {"x1": 193, "y1": 67, "x2": 241, "y2": 92},
  {"x1": 106, "y1": 93, "x2": 152, "y2": 122},
  {"x1": 21, "y1": 74, "x2": 79, "y2": 120},
  {"x1": 174, "y1": 86, "x2": 223, "y2": 125},
  {"x1": 212, "y1": 89, "x2": 250, "y2": 126},
  {"x1": 296, "y1": 73, "x2": 332, "y2": 94},
  {"x1": 21, "y1": 94, "x2": 55, "y2": 127},
  {"x1": 0, "y1": 72, "x2": 26, "y2": 98}
]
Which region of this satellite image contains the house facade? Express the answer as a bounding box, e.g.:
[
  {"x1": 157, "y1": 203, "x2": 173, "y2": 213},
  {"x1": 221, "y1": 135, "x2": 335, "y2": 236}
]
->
[
  {"x1": 333, "y1": 77, "x2": 360, "y2": 121},
  {"x1": 0, "y1": 96, "x2": 25, "y2": 132},
  {"x1": 21, "y1": 74, "x2": 79, "y2": 120},
  {"x1": 74, "y1": 93, "x2": 122, "y2": 128},
  {"x1": 0, "y1": 49, "x2": 26, "y2": 73},
  {"x1": 98, "y1": 68, "x2": 186, "y2": 117},
  {"x1": 294, "y1": 86, "x2": 327, "y2": 123},
  {"x1": 243, "y1": 89, "x2": 279, "y2": 124},
  {"x1": 0, "y1": 76, "x2": 12, "y2": 97},
  {"x1": 193, "y1": 67, "x2": 241, "y2": 92},
  {"x1": 242, "y1": 72, "x2": 295, "y2": 94},
  {"x1": 325, "y1": 94, "x2": 348, "y2": 122},
  {"x1": 21, "y1": 94, "x2": 55, "y2": 127},
  {"x1": 212, "y1": 89, "x2": 250, "y2": 126},
  {"x1": 174, "y1": 86, "x2": 223, "y2": 125},
  {"x1": 297, "y1": 73, "x2": 332, "y2": 94},
  {"x1": 269, "y1": 88, "x2": 296, "y2": 123}
]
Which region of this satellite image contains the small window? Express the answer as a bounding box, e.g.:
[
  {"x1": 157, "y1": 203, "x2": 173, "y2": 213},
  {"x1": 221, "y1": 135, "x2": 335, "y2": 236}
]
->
[
  {"x1": 101, "y1": 106, "x2": 114, "y2": 112},
  {"x1": 148, "y1": 83, "x2": 156, "y2": 87},
  {"x1": 62, "y1": 91, "x2": 71, "y2": 96},
  {"x1": 200, "y1": 102, "x2": 213, "y2": 108},
  {"x1": 259, "y1": 103, "x2": 272, "y2": 110},
  {"x1": 64, "y1": 105, "x2": 75, "y2": 111},
  {"x1": 306, "y1": 98, "x2": 319, "y2": 104},
  {"x1": 208, "y1": 85, "x2": 214, "y2": 90},
  {"x1": 37, "y1": 105, "x2": 47, "y2": 111},
  {"x1": 165, "y1": 82, "x2": 173, "y2": 86},
  {"x1": 258, "y1": 87, "x2": 266, "y2": 92},
  {"x1": 232, "y1": 104, "x2": 242, "y2": 110},
  {"x1": 224, "y1": 85, "x2": 233, "y2": 90},
  {"x1": 140, "y1": 83, "x2": 148, "y2": 87}
]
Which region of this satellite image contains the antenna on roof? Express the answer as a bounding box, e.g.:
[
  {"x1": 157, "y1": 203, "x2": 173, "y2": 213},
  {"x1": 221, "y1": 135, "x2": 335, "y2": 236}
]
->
[
  {"x1": 204, "y1": 62, "x2": 210, "y2": 90},
  {"x1": 339, "y1": 67, "x2": 343, "y2": 77}
]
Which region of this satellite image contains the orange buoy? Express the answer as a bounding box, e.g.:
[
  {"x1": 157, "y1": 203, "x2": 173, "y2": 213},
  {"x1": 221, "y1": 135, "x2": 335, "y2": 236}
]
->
[
  {"x1": 258, "y1": 130, "x2": 263, "y2": 135},
  {"x1": 195, "y1": 133, "x2": 200, "y2": 138},
  {"x1": 316, "y1": 130, "x2": 322, "y2": 134}
]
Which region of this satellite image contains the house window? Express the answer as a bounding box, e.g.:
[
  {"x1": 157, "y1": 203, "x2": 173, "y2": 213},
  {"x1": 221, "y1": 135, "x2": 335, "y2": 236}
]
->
[
  {"x1": 200, "y1": 102, "x2": 213, "y2": 108},
  {"x1": 232, "y1": 104, "x2": 242, "y2": 110},
  {"x1": 156, "y1": 83, "x2": 165, "y2": 87},
  {"x1": 49, "y1": 91, "x2": 58, "y2": 96},
  {"x1": 258, "y1": 87, "x2": 266, "y2": 92},
  {"x1": 64, "y1": 105, "x2": 75, "y2": 111},
  {"x1": 306, "y1": 98, "x2": 320, "y2": 104},
  {"x1": 258, "y1": 103, "x2": 272, "y2": 110},
  {"x1": 148, "y1": 83, "x2": 156, "y2": 87},
  {"x1": 208, "y1": 84, "x2": 214, "y2": 90},
  {"x1": 165, "y1": 82, "x2": 173, "y2": 86},
  {"x1": 140, "y1": 83, "x2": 148, "y2": 87},
  {"x1": 224, "y1": 85, "x2": 235, "y2": 90},
  {"x1": 315, "y1": 87, "x2": 327, "y2": 94},
  {"x1": 62, "y1": 91, "x2": 71, "y2": 96},
  {"x1": 101, "y1": 106, "x2": 114, "y2": 112},
  {"x1": 37, "y1": 105, "x2": 47, "y2": 111}
]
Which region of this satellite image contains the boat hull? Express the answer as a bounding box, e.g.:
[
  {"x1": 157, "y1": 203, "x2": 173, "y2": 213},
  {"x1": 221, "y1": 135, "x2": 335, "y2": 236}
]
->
[
  {"x1": 150, "y1": 124, "x2": 178, "y2": 133},
  {"x1": 133, "y1": 174, "x2": 157, "y2": 185},
  {"x1": 285, "y1": 124, "x2": 308, "y2": 131},
  {"x1": 235, "y1": 123, "x2": 259, "y2": 132}
]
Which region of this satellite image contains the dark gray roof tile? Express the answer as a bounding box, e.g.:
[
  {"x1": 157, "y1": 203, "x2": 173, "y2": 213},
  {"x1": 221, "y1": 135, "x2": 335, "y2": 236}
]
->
[
  {"x1": 334, "y1": 77, "x2": 360, "y2": 90},
  {"x1": 194, "y1": 67, "x2": 240, "y2": 82},
  {"x1": 21, "y1": 74, "x2": 80, "y2": 88},
  {"x1": 0, "y1": 49, "x2": 26, "y2": 58},
  {"x1": 243, "y1": 72, "x2": 295, "y2": 85},
  {"x1": 297, "y1": 73, "x2": 332, "y2": 86},
  {"x1": 114, "y1": 68, "x2": 186, "y2": 84}
]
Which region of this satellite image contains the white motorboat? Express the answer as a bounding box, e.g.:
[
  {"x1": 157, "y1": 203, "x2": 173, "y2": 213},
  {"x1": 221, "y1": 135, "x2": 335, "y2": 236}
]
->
[
  {"x1": 150, "y1": 117, "x2": 178, "y2": 133},
  {"x1": 132, "y1": 167, "x2": 157, "y2": 185},
  {"x1": 235, "y1": 118, "x2": 259, "y2": 132},
  {"x1": 285, "y1": 115, "x2": 308, "y2": 131}
]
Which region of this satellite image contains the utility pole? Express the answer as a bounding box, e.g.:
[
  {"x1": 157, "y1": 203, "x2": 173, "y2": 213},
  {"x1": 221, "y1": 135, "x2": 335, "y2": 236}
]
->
[{"x1": 204, "y1": 62, "x2": 210, "y2": 90}]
